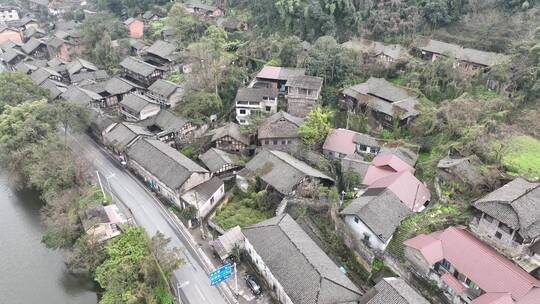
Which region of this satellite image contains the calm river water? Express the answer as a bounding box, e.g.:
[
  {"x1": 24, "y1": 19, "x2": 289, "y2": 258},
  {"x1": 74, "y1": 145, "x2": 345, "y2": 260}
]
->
[{"x1": 0, "y1": 170, "x2": 98, "y2": 304}]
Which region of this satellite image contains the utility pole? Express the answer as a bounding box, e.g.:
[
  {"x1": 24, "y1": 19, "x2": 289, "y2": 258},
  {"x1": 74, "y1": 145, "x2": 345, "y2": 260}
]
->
[
  {"x1": 195, "y1": 191, "x2": 205, "y2": 239},
  {"x1": 234, "y1": 262, "x2": 238, "y2": 296}
]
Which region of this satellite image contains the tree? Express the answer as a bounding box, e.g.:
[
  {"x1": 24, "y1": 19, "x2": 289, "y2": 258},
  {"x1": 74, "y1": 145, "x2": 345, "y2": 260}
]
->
[
  {"x1": 305, "y1": 36, "x2": 354, "y2": 84},
  {"x1": 0, "y1": 72, "x2": 48, "y2": 112},
  {"x1": 175, "y1": 90, "x2": 222, "y2": 123},
  {"x1": 421, "y1": 0, "x2": 453, "y2": 27},
  {"x1": 54, "y1": 101, "x2": 90, "y2": 147},
  {"x1": 66, "y1": 235, "x2": 107, "y2": 275},
  {"x1": 186, "y1": 26, "x2": 232, "y2": 95},
  {"x1": 278, "y1": 35, "x2": 303, "y2": 67},
  {"x1": 342, "y1": 171, "x2": 361, "y2": 192},
  {"x1": 298, "y1": 106, "x2": 332, "y2": 148},
  {"x1": 41, "y1": 188, "x2": 82, "y2": 249},
  {"x1": 150, "y1": 232, "x2": 183, "y2": 276},
  {"x1": 166, "y1": 3, "x2": 207, "y2": 47},
  {"x1": 81, "y1": 12, "x2": 127, "y2": 70}
]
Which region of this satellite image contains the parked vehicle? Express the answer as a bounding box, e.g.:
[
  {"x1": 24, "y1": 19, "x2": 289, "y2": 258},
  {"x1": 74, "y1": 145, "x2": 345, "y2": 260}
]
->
[{"x1": 244, "y1": 274, "x2": 262, "y2": 296}]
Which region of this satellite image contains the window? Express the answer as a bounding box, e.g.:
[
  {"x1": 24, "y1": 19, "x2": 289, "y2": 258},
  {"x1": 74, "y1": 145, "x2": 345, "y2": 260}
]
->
[
  {"x1": 513, "y1": 232, "x2": 524, "y2": 244},
  {"x1": 273, "y1": 140, "x2": 278, "y2": 145},
  {"x1": 210, "y1": 197, "x2": 215, "y2": 204},
  {"x1": 358, "y1": 144, "x2": 368, "y2": 152},
  {"x1": 440, "y1": 259, "x2": 451, "y2": 271},
  {"x1": 498, "y1": 222, "x2": 513, "y2": 235},
  {"x1": 264, "y1": 140, "x2": 269, "y2": 145},
  {"x1": 281, "y1": 140, "x2": 286, "y2": 145},
  {"x1": 239, "y1": 109, "x2": 246, "y2": 115},
  {"x1": 265, "y1": 106, "x2": 271, "y2": 112},
  {"x1": 354, "y1": 216, "x2": 359, "y2": 223},
  {"x1": 287, "y1": 139, "x2": 291, "y2": 144},
  {"x1": 495, "y1": 231, "x2": 502, "y2": 239},
  {"x1": 483, "y1": 213, "x2": 494, "y2": 223}
]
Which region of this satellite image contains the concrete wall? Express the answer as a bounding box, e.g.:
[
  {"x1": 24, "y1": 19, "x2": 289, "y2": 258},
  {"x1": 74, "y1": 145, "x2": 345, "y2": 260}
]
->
[
  {"x1": 404, "y1": 247, "x2": 432, "y2": 277},
  {"x1": 245, "y1": 238, "x2": 294, "y2": 304},
  {"x1": 197, "y1": 182, "x2": 225, "y2": 218},
  {"x1": 471, "y1": 213, "x2": 527, "y2": 257},
  {"x1": 343, "y1": 214, "x2": 389, "y2": 250},
  {"x1": 139, "y1": 104, "x2": 161, "y2": 121}
]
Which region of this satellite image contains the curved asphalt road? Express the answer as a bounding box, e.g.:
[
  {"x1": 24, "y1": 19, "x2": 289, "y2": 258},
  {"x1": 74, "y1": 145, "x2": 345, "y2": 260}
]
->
[{"x1": 69, "y1": 133, "x2": 234, "y2": 304}]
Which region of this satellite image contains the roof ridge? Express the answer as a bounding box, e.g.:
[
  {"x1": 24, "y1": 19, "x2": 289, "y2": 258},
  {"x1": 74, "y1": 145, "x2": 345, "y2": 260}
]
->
[{"x1": 141, "y1": 138, "x2": 193, "y2": 172}]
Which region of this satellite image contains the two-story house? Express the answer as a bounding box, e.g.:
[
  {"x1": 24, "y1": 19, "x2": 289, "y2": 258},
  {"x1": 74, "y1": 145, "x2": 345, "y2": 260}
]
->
[
  {"x1": 208, "y1": 122, "x2": 250, "y2": 154},
  {"x1": 257, "y1": 111, "x2": 304, "y2": 152},
  {"x1": 341, "y1": 77, "x2": 419, "y2": 128},
  {"x1": 236, "y1": 149, "x2": 334, "y2": 198},
  {"x1": 126, "y1": 138, "x2": 210, "y2": 206},
  {"x1": 285, "y1": 75, "x2": 324, "y2": 117},
  {"x1": 404, "y1": 226, "x2": 540, "y2": 304},
  {"x1": 254, "y1": 65, "x2": 305, "y2": 92},
  {"x1": 234, "y1": 87, "x2": 278, "y2": 125},
  {"x1": 138, "y1": 109, "x2": 196, "y2": 146},
  {"x1": 146, "y1": 79, "x2": 184, "y2": 109},
  {"x1": 471, "y1": 178, "x2": 540, "y2": 262},
  {"x1": 120, "y1": 56, "x2": 167, "y2": 87},
  {"x1": 120, "y1": 93, "x2": 161, "y2": 122},
  {"x1": 199, "y1": 148, "x2": 243, "y2": 178}
]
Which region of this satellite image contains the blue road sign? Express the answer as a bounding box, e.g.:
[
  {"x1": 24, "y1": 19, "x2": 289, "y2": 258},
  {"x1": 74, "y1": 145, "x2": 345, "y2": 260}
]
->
[{"x1": 209, "y1": 264, "x2": 232, "y2": 286}]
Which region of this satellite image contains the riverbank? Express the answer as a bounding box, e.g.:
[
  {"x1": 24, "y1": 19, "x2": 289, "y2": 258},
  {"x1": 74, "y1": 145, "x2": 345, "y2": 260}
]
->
[{"x1": 0, "y1": 170, "x2": 98, "y2": 304}]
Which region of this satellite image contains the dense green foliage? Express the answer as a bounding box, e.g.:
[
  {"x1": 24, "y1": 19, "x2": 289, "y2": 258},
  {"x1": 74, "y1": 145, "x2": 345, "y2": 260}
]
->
[
  {"x1": 213, "y1": 188, "x2": 275, "y2": 229},
  {"x1": 0, "y1": 73, "x2": 48, "y2": 112},
  {"x1": 299, "y1": 106, "x2": 332, "y2": 148}
]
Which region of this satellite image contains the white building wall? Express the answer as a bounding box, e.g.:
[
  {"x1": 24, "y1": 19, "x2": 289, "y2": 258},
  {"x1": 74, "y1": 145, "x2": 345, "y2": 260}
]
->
[
  {"x1": 139, "y1": 104, "x2": 161, "y2": 120},
  {"x1": 344, "y1": 214, "x2": 390, "y2": 251},
  {"x1": 196, "y1": 182, "x2": 225, "y2": 218},
  {"x1": 244, "y1": 238, "x2": 294, "y2": 304}
]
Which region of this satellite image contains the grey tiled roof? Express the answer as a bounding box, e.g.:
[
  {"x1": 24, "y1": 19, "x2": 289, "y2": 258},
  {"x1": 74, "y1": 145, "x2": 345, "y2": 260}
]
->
[
  {"x1": 379, "y1": 146, "x2": 418, "y2": 167},
  {"x1": 60, "y1": 85, "x2": 102, "y2": 106},
  {"x1": 285, "y1": 75, "x2": 323, "y2": 91},
  {"x1": 138, "y1": 110, "x2": 188, "y2": 134},
  {"x1": 103, "y1": 122, "x2": 152, "y2": 151},
  {"x1": 235, "y1": 87, "x2": 277, "y2": 102},
  {"x1": 360, "y1": 277, "x2": 429, "y2": 304},
  {"x1": 341, "y1": 188, "x2": 412, "y2": 242},
  {"x1": 126, "y1": 138, "x2": 208, "y2": 191},
  {"x1": 243, "y1": 149, "x2": 333, "y2": 195},
  {"x1": 199, "y1": 148, "x2": 241, "y2": 173},
  {"x1": 104, "y1": 77, "x2": 140, "y2": 95},
  {"x1": 352, "y1": 133, "x2": 380, "y2": 147},
  {"x1": 120, "y1": 56, "x2": 165, "y2": 77},
  {"x1": 148, "y1": 79, "x2": 182, "y2": 97},
  {"x1": 21, "y1": 37, "x2": 44, "y2": 54},
  {"x1": 70, "y1": 70, "x2": 109, "y2": 84},
  {"x1": 258, "y1": 111, "x2": 303, "y2": 139},
  {"x1": 343, "y1": 78, "x2": 419, "y2": 120},
  {"x1": 474, "y1": 178, "x2": 540, "y2": 239},
  {"x1": 181, "y1": 176, "x2": 223, "y2": 206},
  {"x1": 146, "y1": 40, "x2": 177, "y2": 61},
  {"x1": 243, "y1": 214, "x2": 362, "y2": 304},
  {"x1": 67, "y1": 57, "x2": 98, "y2": 76},
  {"x1": 120, "y1": 94, "x2": 156, "y2": 113},
  {"x1": 419, "y1": 39, "x2": 506, "y2": 67},
  {"x1": 209, "y1": 122, "x2": 249, "y2": 145}
]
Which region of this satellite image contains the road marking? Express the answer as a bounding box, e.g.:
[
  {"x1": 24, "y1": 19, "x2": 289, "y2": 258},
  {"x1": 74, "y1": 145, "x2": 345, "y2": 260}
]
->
[
  {"x1": 195, "y1": 285, "x2": 207, "y2": 302},
  {"x1": 177, "y1": 281, "x2": 190, "y2": 288}
]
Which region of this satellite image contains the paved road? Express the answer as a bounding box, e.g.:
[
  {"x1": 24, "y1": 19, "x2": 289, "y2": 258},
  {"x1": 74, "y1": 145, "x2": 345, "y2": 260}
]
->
[{"x1": 69, "y1": 133, "x2": 232, "y2": 304}]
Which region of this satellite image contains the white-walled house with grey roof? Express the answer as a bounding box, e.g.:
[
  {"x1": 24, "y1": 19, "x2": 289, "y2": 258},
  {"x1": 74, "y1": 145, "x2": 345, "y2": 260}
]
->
[
  {"x1": 242, "y1": 214, "x2": 362, "y2": 304},
  {"x1": 125, "y1": 138, "x2": 210, "y2": 207}
]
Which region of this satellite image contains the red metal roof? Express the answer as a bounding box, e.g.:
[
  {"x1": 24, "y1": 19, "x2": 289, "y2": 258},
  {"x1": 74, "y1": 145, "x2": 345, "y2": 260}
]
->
[
  {"x1": 322, "y1": 128, "x2": 358, "y2": 155},
  {"x1": 442, "y1": 272, "x2": 466, "y2": 294},
  {"x1": 405, "y1": 226, "x2": 540, "y2": 302},
  {"x1": 472, "y1": 293, "x2": 514, "y2": 304},
  {"x1": 362, "y1": 154, "x2": 414, "y2": 185},
  {"x1": 368, "y1": 171, "x2": 431, "y2": 211}
]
